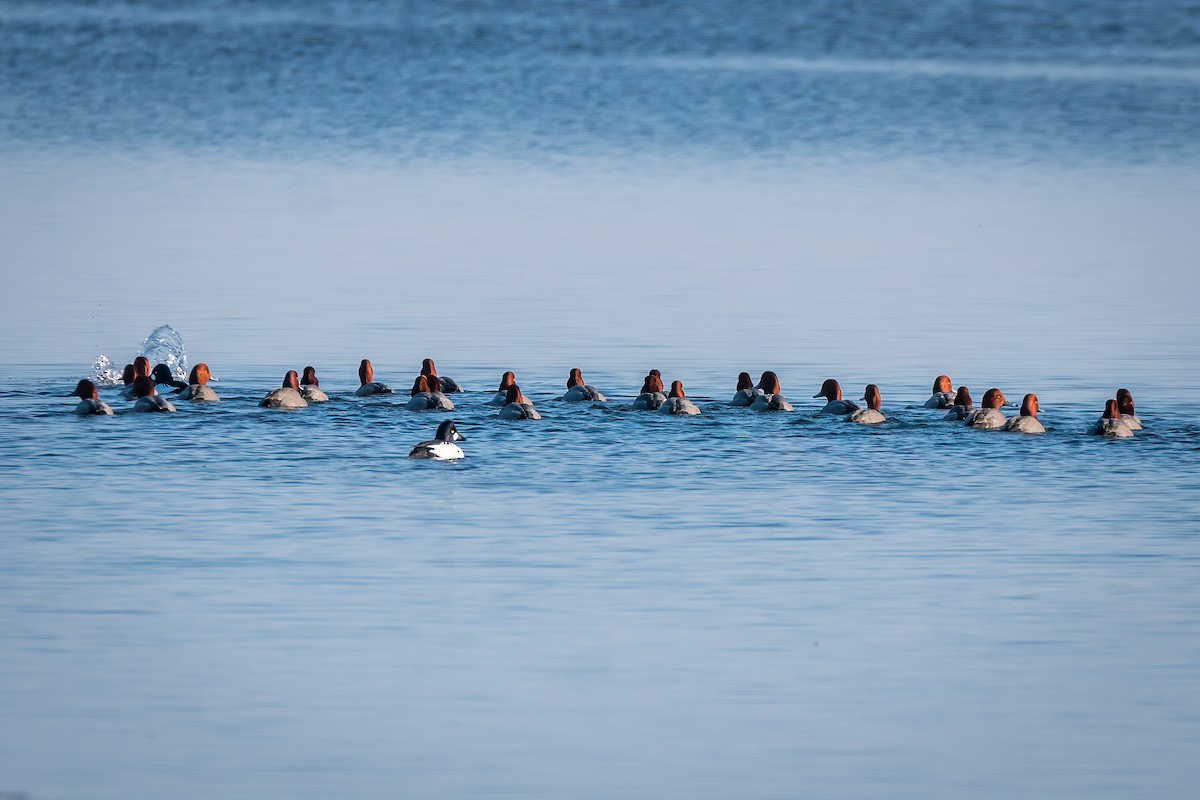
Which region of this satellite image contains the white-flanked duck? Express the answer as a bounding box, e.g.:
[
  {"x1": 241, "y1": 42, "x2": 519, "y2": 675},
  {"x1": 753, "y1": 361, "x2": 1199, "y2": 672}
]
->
[
  {"x1": 966, "y1": 388, "x2": 1007, "y2": 429},
  {"x1": 69, "y1": 379, "x2": 114, "y2": 415},
  {"x1": 421, "y1": 358, "x2": 463, "y2": 393},
  {"x1": 489, "y1": 371, "x2": 517, "y2": 406},
  {"x1": 499, "y1": 384, "x2": 541, "y2": 420},
  {"x1": 633, "y1": 371, "x2": 667, "y2": 410},
  {"x1": 731, "y1": 372, "x2": 757, "y2": 406},
  {"x1": 848, "y1": 384, "x2": 886, "y2": 424},
  {"x1": 924, "y1": 375, "x2": 956, "y2": 409},
  {"x1": 355, "y1": 359, "x2": 393, "y2": 396},
  {"x1": 132, "y1": 376, "x2": 176, "y2": 413},
  {"x1": 660, "y1": 380, "x2": 701, "y2": 416},
  {"x1": 561, "y1": 368, "x2": 606, "y2": 402},
  {"x1": 1003, "y1": 393, "x2": 1045, "y2": 434},
  {"x1": 1115, "y1": 389, "x2": 1142, "y2": 430},
  {"x1": 943, "y1": 387, "x2": 974, "y2": 421},
  {"x1": 299, "y1": 366, "x2": 329, "y2": 403},
  {"x1": 151, "y1": 363, "x2": 188, "y2": 393},
  {"x1": 1093, "y1": 399, "x2": 1134, "y2": 437},
  {"x1": 178, "y1": 363, "x2": 220, "y2": 402},
  {"x1": 812, "y1": 378, "x2": 859, "y2": 416},
  {"x1": 751, "y1": 371, "x2": 793, "y2": 412},
  {"x1": 406, "y1": 375, "x2": 454, "y2": 412},
  {"x1": 408, "y1": 420, "x2": 466, "y2": 460},
  {"x1": 260, "y1": 370, "x2": 308, "y2": 409}
]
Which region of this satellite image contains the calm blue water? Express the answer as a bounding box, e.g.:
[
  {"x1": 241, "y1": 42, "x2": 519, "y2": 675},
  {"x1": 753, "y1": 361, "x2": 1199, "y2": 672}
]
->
[{"x1": 2, "y1": 2, "x2": 1200, "y2": 799}]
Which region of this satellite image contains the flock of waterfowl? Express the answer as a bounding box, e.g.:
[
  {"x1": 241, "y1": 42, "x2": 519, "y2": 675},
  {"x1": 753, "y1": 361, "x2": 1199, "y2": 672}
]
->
[{"x1": 68, "y1": 359, "x2": 1144, "y2": 460}]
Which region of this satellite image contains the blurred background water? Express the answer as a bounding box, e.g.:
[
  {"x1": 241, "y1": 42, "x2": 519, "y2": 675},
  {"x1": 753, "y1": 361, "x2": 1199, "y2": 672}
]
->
[{"x1": 1, "y1": 2, "x2": 1199, "y2": 799}]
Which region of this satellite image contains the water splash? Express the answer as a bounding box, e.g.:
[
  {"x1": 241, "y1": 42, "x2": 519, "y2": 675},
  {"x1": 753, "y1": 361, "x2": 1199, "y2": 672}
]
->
[
  {"x1": 90, "y1": 354, "x2": 124, "y2": 386},
  {"x1": 138, "y1": 324, "x2": 188, "y2": 380}
]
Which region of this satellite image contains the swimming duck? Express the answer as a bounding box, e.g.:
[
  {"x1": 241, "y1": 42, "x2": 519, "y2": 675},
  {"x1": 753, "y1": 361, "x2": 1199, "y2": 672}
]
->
[
  {"x1": 848, "y1": 384, "x2": 886, "y2": 424},
  {"x1": 965, "y1": 388, "x2": 1007, "y2": 429},
  {"x1": 120, "y1": 363, "x2": 136, "y2": 389},
  {"x1": 421, "y1": 358, "x2": 463, "y2": 393},
  {"x1": 122, "y1": 357, "x2": 151, "y2": 399},
  {"x1": 633, "y1": 372, "x2": 666, "y2": 410},
  {"x1": 1115, "y1": 389, "x2": 1142, "y2": 430},
  {"x1": 1093, "y1": 399, "x2": 1133, "y2": 437},
  {"x1": 731, "y1": 372, "x2": 757, "y2": 406},
  {"x1": 751, "y1": 371, "x2": 793, "y2": 412},
  {"x1": 132, "y1": 376, "x2": 176, "y2": 413},
  {"x1": 942, "y1": 387, "x2": 974, "y2": 421},
  {"x1": 489, "y1": 371, "x2": 517, "y2": 406},
  {"x1": 408, "y1": 420, "x2": 466, "y2": 460},
  {"x1": 299, "y1": 366, "x2": 329, "y2": 403},
  {"x1": 924, "y1": 375, "x2": 956, "y2": 409},
  {"x1": 151, "y1": 363, "x2": 188, "y2": 392},
  {"x1": 355, "y1": 359, "x2": 393, "y2": 396},
  {"x1": 812, "y1": 379, "x2": 859, "y2": 416},
  {"x1": 1003, "y1": 393, "x2": 1045, "y2": 433},
  {"x1": 499, "y1": 384, "x2": 541, "y2": 420},
  {"x1": 178, "y1": 363, "x2": 220, "y2": 402},
  {"x1": 260, "y1": 370, "x2": 308, "y2": 409},
  {"x1": 660, "y1": 380, "x2": 701, "y2": 415},
  {"x1": 406, "y1": 375, "x2": 454, "y2": 412},
  {"x1": 561, "y1": 368, "x2": 605, "y2": 402},
  {"x1": 69, "y1": 379, "x2": 114, "y2": 415}
]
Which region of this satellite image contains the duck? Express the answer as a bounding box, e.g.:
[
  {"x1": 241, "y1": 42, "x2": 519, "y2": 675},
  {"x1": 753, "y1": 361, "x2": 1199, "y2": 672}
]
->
[
  {"x1": 1093, "y1": 399, "x2": 1134, "y2": 437},
  {"x1": 260, "y1": 370, "x2": 308, "y2": 409},
  {"x1": 1003, "y1": 394, "x2": 1045, "y2": 433},
  {"x1": 408, "y1": 420, "x2": 466, "y2": 460},
  {"x1": 942, "y1": 387, "x2": 974, "y2": 421},
  {"x1": 405, "y1": 375, "x2": 454, "y2": 412},
  {"x1": 750, "y1": 371, "x2": 793, "y2": 411},
  {"x1": 299, "y1": 366, "x2": 329, "y2": 403},
  {"x1": 499, "y1": 384, "x2": 541, "y2": 420},
  {"x1": 1115, "y1": 389, "x2": 1142, "y2": 430},
  {"x1": 561, "y1": 368, "x2": 605, "y2": 402},
  {"x1": 421, "y1": 358, "x2": 463, "y2": 393},
  {"x1": 965, "y1": 388, "x2": 1007, "y2": 429},
  {"x1": 122, "y1": 356, "x2": 151, "y2": 399},
  {"x1": 151, "y1": 363, "x2": 188, "y2": 392},
  {"x1": 178, "y1": 363, "x2": 220, "y2": 402},
  {"x1": 69, "y1": 379, "x2": 114, "y2": 415},
  {"x1": 660, "y1": 380, "x2": 701, "y2": 415},
  {"x1": 132, "y1": 376, "x2": 176, "y2": 412},
  {"x1": 355, "y1": 359, "x2": 393, "y2": 396},
  {"x1": 633, "y1": 371, "x2": 667, "y2": 410},
  {"x1": 812, "y1": 379, "x2": 859, "y2": 415},
  {"x1": 848, "y1": 384, "x2": 885, "y2": 424},
  {"x1": 120, "y1": 363, "x2": 136, "y2": 390},
  {"x1": 731, "y1": 372, "x2": 757, "y2": 406},
  {"x1": 489, "y1": 371, "x2": 517, "y2": 406},
  {"x1": 924, "y1": 375, "x2": 956, "y2": 409}
]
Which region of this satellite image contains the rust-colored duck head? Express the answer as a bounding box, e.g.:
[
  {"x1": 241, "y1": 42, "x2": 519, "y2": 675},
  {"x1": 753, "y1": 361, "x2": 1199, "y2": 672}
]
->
[
  {"x1": 812, "y1": 378, "x2": 841, "y2": 401},
  {"x1": 932, "y1": 375, "x2": 952, "y2": 394}
]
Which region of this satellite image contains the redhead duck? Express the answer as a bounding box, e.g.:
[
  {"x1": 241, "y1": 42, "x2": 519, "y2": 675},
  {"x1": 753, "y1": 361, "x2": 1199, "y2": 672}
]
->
[
  {"x1": 633, "y1": 371, "x2": 667, "y2": 410},
  {"x1": 1093, "y1": 399, "x2": 1133, "y2": 437},
  {"x1": 178, "y1": 363, "x2": 220, "y2": 402},
  {"x1": 122, "y1": 357, "x2": 151, "y2": 399},
  {"x1": 731, "y1": 372, "x2": 757, "y2": 406},
  {"x1": 355, "y1": 359, "x2": 393, "y2": 396},
  {"x1": 406, "y1": 375, "x2": 454, "y2": 412},
  {"x1": 489, "y1": 371, "x2": 517, "y2": 406},
  {"x1": 409, "y1": 420, "x2": 466, "y2": 460},
  {"x1": 132, "y1": 376, "x2": 176, "y2": 413},
  {"x1": 297, "y1": 366, "x2": 329, "y2": 403},
  {"x1": 69, "y1": 379, "x2": 114, "y2": 415},
  {"x1": 848, "y1": 384, "x2": 886, "y2": 424},
  {"x1": 1003, "y1": 394, "x2": 1045, "y2": 434},
  {"x1": 924, "y1": 375, "x2": 956, "y2": 409},
  {"x1": 751, "y1": 371, "x2": 793, "y2": 412},
  {"x1": 812, "y1": 379, "x2": 859, "y2": 415},
  {"x1": 942, "y1": 387, "x2": 973, "y2": 420},
  {"x1": 561, "y1": 368, "x2": 606, "y2": 402},
  {"x1": 499, "y1": 384, "x2": 541, "y2": 420},
  {"x1": 260, "y1": 371, "x2": 308, "y2": 409},
  {"x1": 966, "y1": 388, "x2": 1007, "y2": 429},
  {"x1": 660, "y1": 380, "x2": 701, "y2": 416},
  {"x1": 421, "y1": 358, "x2": 463, "y2": 393},
  {"x1": 1115, "y1": 389, "x2": 1142, "y2": 430}
]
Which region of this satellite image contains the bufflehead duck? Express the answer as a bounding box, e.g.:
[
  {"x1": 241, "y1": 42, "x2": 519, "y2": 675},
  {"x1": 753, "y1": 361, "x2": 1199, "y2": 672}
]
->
[{"x1": 409, "y1": 420, "x2": 466, "y2": 460}]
